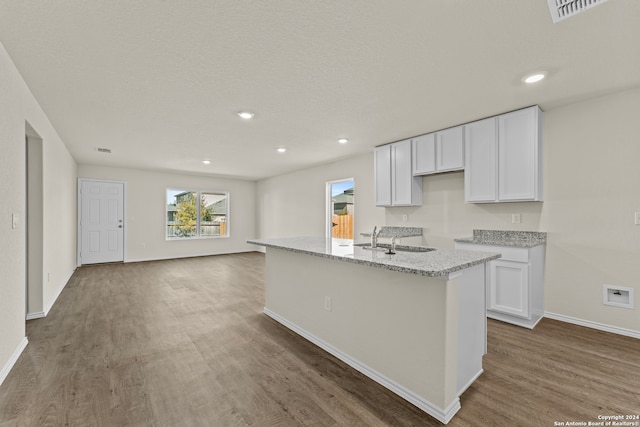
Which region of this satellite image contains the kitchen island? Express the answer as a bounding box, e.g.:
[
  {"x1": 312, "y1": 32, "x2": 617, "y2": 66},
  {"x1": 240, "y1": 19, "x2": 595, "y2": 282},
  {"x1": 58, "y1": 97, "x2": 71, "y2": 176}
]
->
[{"x1": 247, "y1": 237, "x2": 500, "y2": 424}]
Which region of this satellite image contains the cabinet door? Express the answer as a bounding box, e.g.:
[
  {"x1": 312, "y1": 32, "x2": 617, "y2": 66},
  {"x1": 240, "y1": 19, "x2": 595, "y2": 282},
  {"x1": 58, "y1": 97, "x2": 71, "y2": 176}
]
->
[
  {"x1": 488, "y1": 260, "x2": 530, "y2": 319},
  {"x1": 374, "y1": 145, "x2": 392, "y2": 206},
  {"x1": 391, "y1": 139, "x2": 418, "y2": 206},
  {"x1": 412, "y1": 133, "x2": 435, "y2": 175},
  {"x1": 436, "y1": 126, "x2": 464, "y2": 172},
  {"x1": 498, "y1": 107, "x2": 542, "y2": 201},
  {"x1": 464, "y1": 117, "x2": 497, "y2": 202}
]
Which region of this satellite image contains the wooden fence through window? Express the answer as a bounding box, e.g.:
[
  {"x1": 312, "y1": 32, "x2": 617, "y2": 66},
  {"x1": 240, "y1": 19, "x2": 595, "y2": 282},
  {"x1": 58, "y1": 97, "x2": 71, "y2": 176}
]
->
[{"x1": 332, "y1": 214, "x2": 353, "y2": 239}]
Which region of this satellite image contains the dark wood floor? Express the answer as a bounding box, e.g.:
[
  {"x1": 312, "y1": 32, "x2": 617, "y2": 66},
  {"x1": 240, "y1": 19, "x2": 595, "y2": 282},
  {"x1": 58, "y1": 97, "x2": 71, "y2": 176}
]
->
[{"x1": 1, "y1": 253, "x2": 638, "y2": 426}]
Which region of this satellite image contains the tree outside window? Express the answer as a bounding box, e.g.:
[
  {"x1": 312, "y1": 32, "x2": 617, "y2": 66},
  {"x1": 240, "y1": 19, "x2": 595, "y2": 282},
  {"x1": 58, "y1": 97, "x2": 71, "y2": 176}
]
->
[{"x1": 167, "y1": 190, "x2": 228, "y2": 239}]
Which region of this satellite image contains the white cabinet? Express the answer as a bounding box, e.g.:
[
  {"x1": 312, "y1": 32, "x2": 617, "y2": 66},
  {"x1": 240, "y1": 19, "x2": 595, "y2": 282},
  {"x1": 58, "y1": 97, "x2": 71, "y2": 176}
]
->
[
  {"x1": 464, "y1": 106, "x2": 543, "y2": 203},
  {"x1": 464, "y1": 117, "x2": 497, "y2": 202},
  {"x1": 489, "y1": 259, "x2": 529, "y2": 318},
  {"x1": 391, "y1": 139, "x2": 420, "y2": 206},
  {"x1": 375, "y1": 140, "x2": 422, "y2": 207},
  {"x1": 455, "y1": 242, "x2": 545, "y2": 329},
  {"x1": 498, "y1": 107, "x2": 543, "y2": 201},
  {"x1": 374, "y1": 145, "x2": 392, "y2": 206},
  {"x1": 411, "y1": 133, "x2": 435, "y2": 174},
  {"x1": 436, "y1": 126, "x2": 465, "y2": 172},
  {"x1": 412, "y1": 126, "x2": 464, "y2": 175}
]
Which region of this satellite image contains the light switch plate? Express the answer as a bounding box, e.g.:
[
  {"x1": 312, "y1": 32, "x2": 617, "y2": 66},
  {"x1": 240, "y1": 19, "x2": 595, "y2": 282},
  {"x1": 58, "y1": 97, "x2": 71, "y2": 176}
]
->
[
  {"x1": 635, "y1": 211, "x2": 640, "y2": 225},
  {"x1": 324, "y1": 296, "x2": 332, "y2": 312}
]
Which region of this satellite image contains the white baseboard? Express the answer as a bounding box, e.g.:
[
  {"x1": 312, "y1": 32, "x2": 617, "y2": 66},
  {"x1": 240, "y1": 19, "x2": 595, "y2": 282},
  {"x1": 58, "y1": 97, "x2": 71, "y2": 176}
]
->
[
  {"x1": 0, "y1": 337, "x2": 28, "y2": 387},
  {"x1": 26, "y1": 311, "x2": 45, "y2": 320},
  {"x1": 544, "y1": 312, "x2": 640, "y2": 339},
  {"x1": 457, "y1": 369, "x2": 483, "y2": 397},
  {"x1": 488, "y1": 312, "x2": 544, "y2": 329},
  {"x1": 263, "y1": 308, "x2": 460, "y2": 424},
  {"x1": 25, "y1": 269, "x2": 75, "y2": 321},
  {"x1": 43, "y1": 269, "x2": 75, "y2": 317}
]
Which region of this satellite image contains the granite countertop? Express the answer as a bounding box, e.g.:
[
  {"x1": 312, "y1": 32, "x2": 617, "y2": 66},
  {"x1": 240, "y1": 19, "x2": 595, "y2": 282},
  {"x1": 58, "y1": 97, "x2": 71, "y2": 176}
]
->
[
  {"x1": 247, "y1": 237, "x2": 500, "y2": 279},
  {"x1": 360, "y1": 226, "x2": 422, "y2": 238},
  {"x1": 454, "y1": 229, "x2": 547, "y2": 248}
]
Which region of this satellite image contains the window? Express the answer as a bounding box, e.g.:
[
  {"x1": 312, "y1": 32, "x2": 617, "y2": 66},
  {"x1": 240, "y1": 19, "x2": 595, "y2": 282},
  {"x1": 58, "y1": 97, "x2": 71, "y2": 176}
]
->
[{"x1": 166, "y1": 189, "x2": 228, "y2": 239}]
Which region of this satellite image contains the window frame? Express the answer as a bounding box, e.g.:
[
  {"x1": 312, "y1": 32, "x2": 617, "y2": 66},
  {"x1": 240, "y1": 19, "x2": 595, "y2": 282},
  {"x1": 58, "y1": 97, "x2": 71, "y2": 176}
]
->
[{"x1": 166, "y1": 188, "x2": 230, "y2": 240}]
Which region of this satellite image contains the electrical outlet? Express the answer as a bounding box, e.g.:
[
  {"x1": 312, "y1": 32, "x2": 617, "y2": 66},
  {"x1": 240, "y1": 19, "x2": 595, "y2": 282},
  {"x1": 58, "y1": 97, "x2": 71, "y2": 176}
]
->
[
  {"x1": 511, "y1": 214, "x2": 521, "y2": 224},
  {"x1": 402, "y1": 214, "x2": 408, "y2": 222},
  {"x1": 324, "y1": 296, "x2": 332, "y2": 312},
  {"x1": 635, "y1": 211, "x2": 640, "y2": 225},
  {"x1": 12, "y1": 213, "x2": 18, "y2": 229}
]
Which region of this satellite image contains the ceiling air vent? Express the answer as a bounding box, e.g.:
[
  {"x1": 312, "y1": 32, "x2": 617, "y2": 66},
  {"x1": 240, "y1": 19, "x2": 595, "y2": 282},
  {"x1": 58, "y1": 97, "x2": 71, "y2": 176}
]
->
[
  {"x1": 97, "y1": 147, "x2": 112, "y2": 153},
  {"x1": 547, "y1": 0, "x2": 609, "y2": 23}
]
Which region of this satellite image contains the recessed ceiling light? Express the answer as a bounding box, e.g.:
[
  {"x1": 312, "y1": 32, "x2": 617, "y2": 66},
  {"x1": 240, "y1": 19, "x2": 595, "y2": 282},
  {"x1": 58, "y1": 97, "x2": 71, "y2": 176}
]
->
[
  {"x1": 276, "y1": 147, "x2": 287, "y2": 153},
  {"x1": 523, "y1": 73, "x2": 546, "y2": 84},
  {"x1": 202, "y1": 160, "x2": 211, "y2": 165},
  {"x1": 338, "y1": 138, "x2": 348, "y2": 144},
  {"x1": 238, "y1": 111, "x2": 254, "y2": 119}
]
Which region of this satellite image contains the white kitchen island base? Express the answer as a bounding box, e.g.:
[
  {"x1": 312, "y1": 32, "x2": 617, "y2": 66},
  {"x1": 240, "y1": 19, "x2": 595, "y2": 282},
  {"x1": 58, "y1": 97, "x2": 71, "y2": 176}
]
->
[{"x1": 261, "y1": 246, "x2": 488, "y2": 424}]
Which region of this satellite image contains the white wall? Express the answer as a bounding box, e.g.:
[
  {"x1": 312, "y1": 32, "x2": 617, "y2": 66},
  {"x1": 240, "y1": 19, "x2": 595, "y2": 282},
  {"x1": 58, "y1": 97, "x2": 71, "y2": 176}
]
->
[
  {"x1": 0, "y1": 42, "x2": 77, "y2": 382},
  {"x1": 41, "y1": 128, "x2": 77, "y2": 315},
  {"x1": 257, "y1": 87, "x2": 640, "y2": 334},
  {"x1": 541, "y1": 88, "x2": 640, "y2": 332},
  {"x1": 77, "y1": 165, "x2": 257, "y2": 262},
  {"x1": 256, "y1": 153, "x2": 385, "y2": 240}
]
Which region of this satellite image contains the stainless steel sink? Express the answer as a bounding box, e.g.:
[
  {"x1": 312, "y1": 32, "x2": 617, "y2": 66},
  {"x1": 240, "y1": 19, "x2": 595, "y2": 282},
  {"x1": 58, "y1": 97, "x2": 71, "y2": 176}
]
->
[
  {"x1": 353, "y1": 243, "x2": 436, "y2": 253},
  {"x1": 394, "y1": 245, "x2": 437, "y2": 253}
]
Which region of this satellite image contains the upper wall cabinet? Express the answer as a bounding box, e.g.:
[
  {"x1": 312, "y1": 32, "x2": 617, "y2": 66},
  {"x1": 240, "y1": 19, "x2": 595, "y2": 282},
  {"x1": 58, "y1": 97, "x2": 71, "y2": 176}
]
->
[
  {"x1": 498, "y1": 107, "x2": 543, "y2": 201},
  {"x1": 464, "y1": 118, "x2": 498, "y2": 202},
  {"x1": 374, "y1": 144, "x2": 392, "y2": 206},
  {"x1": 412, "y1": 126, "x2": 464, "y2": 176},
  {"x1": 411, "y1": 133, "x2": 435, "y2": 175},
  {"x1": 465, "y1": 106, "x2": 543, "y2": 203},
  {"x1": 375, "y1": 140, "x2": 422, "y2": 207}
]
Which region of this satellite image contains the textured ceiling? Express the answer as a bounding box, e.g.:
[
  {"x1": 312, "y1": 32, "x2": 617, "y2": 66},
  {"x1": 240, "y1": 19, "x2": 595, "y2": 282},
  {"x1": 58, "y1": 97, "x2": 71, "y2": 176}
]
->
[{"x1": 0, "y1": 1, "x2": 638, "y2": 180}]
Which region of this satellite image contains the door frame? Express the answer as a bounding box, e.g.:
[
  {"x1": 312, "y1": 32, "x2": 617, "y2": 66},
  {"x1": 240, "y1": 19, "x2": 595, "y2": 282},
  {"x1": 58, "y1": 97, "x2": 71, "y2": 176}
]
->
[
  {"x1": 77, "y1": 178, "x2": 128, "y2": 267},
  {"x1": 26, "y1": 122, "x2": 43, "y2": 318},
  {"x1": 325, "y1": 177, "x2": 355, "y2": 241}
]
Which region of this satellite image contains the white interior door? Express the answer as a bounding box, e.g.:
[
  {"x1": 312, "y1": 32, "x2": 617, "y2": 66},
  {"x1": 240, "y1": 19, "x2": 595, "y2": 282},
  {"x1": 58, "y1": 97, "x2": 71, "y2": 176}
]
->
[{"x1": 79, "y1": 180, "x2": 124, "y2": 264}]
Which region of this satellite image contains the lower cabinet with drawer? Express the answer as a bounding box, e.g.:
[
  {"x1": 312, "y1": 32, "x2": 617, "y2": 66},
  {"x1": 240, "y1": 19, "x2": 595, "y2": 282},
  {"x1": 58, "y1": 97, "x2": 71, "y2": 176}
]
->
[{"x1": 455, "y1": 242, "x2": 545, "y2": 329}]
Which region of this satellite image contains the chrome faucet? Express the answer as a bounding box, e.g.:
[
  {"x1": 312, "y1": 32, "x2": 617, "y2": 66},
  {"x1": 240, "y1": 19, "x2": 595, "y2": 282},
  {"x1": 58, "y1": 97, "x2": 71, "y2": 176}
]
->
[
  {"x1": 383, "y1": 235, "x2": 397, "y2": 255},
  {"x1": 371, "y1": 226, "x2": 380, "y2": 248}
]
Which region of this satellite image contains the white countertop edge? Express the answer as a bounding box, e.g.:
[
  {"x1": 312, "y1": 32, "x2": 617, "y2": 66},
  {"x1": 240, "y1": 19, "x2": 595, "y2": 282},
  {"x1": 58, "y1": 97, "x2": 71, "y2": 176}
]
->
[{"x1": 453, "y1": 237, "x2": 546, "y2": 248}]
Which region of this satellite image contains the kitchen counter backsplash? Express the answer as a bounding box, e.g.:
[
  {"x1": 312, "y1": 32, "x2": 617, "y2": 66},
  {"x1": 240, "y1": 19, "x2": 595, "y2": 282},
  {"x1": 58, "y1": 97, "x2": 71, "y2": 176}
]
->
[
  {"x1": 360, "y1": 226, "x2": 422, "y2": 238},
  {"x1": 454, "y1": 229, "x2": 547, "y2": 248}
]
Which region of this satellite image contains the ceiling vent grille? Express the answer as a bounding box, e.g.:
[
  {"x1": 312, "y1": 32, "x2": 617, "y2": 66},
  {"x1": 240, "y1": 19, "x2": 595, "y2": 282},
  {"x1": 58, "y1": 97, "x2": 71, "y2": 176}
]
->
[
  {"x1": 547, "y1": 0, "x2": 609, "y2": 23},
  {"x1": 97, "y1": 147, "x2": 112, "y2": 153}
]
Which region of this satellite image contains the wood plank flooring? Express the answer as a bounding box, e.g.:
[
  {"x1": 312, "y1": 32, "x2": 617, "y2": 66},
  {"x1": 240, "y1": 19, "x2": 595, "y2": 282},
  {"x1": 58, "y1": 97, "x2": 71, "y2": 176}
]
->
[{"x1": 1, "y1": 252, "x2": 638, "y2": 426}]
